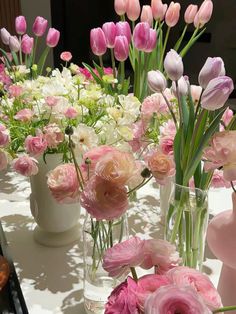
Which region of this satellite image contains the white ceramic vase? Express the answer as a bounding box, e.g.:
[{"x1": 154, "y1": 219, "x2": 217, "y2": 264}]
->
[{"x1": 30, "y1": 154, "x2": 81, "y2": 247}]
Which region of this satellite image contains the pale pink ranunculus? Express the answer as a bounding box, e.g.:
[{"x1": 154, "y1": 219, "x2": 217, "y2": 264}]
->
[
  {"x1": 64, "y1": 107, "x2": 79, "y2": 119},
  {"x1": 45, "y1": 96, "x2": 59, "y2": 107},
  {"x1": 159, "y1": 120, "x2": 176, "y2": 155},
  {"x1": 0, "y1": 124, "x2": 10, "y2": 147},
  {"x1": 43, "y1": 123, "x2": 64, "y2": 148},
  {"x1": 12, "y1": 155, "x2": 38, "y2": 177},
  {"x1": 167, "y1": 266, "x2": 222, "y2": 310},
  {"x1": 159, "y1": 136, "x2": 175, "y2": 155},
  {"x1": 105, "y1": 277, "x2": 139, "y2": 314},
  {"x1": 144, "y1": 285, "x2": 211, "y2": 314},
  {"x1": 141, "y1": 93, "x2": 169, "y2": 122},
  {"x1": 0, "y1": 150, "x2": 8, "y2": 171},
  {"x1": 47, "y1": 163, "x2": 80, "y2": 204},
  {"x1": 127, "y1": 160, "x2": 145, "y2": 190},
  {"x1": 8, "y1": 85, "x2": 23, "y2": 98},
  {"x1": 25, "y1": 134, "x2": 47, "y2": 157},
  {"x1": 14, "y1": 108, "x2": 34, "y2": 122},
  {"x1": 81, "y1": 176, "x2": 128, "y2": 221},
  {"x1": 191, "y1": 85, "x2": 202, "y2": 103},
  {"x1": 60, "y1": 51, "x2": 72, "y2": 62},
  {"x1": 220, "y1": 107, "x2": 233, "y2": 131},
  {"x1": 129, "y1": 120, "x2": 147, "y2": 153},
  {"x1": 103, "y1": 236, "x2": 145, "y2": 277}
]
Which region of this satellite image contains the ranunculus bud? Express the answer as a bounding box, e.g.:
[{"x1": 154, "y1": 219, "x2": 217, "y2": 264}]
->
[
  {"x1": 148, "y1": 70, "x2": 167, "y2": 92},
  {"x1": 15, "y1": 16, "x2": 27, "y2": 35},
  {"x1": 90, "y1": 27, "x2": 107, "y2": 56},
  {"x1": 172, "y1": 76, "x2": 188, "y2": 96},
  {"x1": 9, "y1": 36, "x2": 20, "y2": 52},
  {"x1": 184, "y1": 4, "x2": 198, "y2": 24},
  {"x1": 0, "y1": 28, "x2": 10, "y2": 45},
  {"x1": 165, "y1": 2, "x2": 181, "y2": 28},
  {"x1": 46, "y1": 28, "x2": 60, "y2": 48},
  {"x1": 116, "y1": 21, "x2": 131, "y2": 44},
  {"x1": 141, "y1": 5, "x2": 153, "y2": 27},
  {"x1": 126, "y1": 0, "x2": 141, "y2": 21},
  {"x1": 114, "y1": 35, "x2": 129, "y2": 62},
  {"x1": 144, "y1": 28, "x2": 157, "y2": 53},
  {"x1": 198, "y1": 57, "x2": 225, "y2": 89},
  {"x1": 151, "y1": 0, "x2": 167, "y2": 21},
  {"x1": 60, "y1": 51, "x2": 72, "y2": 62},
  {"x1": 201, "y1": 76, "x2": 234, "y2": 111},
  {"x1": 21, "y1": 34, "x2": 34, "y2": 54},
  {"x1": 114, "y1": 0, "x2": 128, "y2": 16},
  {"x1": 102, "y1": 22, "x2": 117, "y2": 48},
  {"x1": 33, "y1": 16, "x2": 48, "y2": 37},
  {"x1": 194, "y1": 0, "x2": 213, "y2": 28},
  {"x1": 164, "y1": 49, "x2": 183, "y2": 81},
  {"x1": 133, "y1": 22, "x2": 150, "y2": 51}
]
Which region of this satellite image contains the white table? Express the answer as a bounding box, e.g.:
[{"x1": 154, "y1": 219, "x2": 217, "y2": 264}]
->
[{"x1": 0, "y1": 171, "x2": 232, "y2": 314}]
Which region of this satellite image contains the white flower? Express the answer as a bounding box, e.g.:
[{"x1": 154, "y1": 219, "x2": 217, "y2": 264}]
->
[{"x1": 71, "y1": 124, "x2": 98, "y2": 155}]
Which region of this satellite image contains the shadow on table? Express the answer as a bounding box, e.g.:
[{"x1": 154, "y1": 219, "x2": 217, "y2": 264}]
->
[
  {"x1": 61, "y1": 290, "x2": 84, "y2": 314},
  {"x1": 0, "y1": 171, "x2": 30, "y2": 200}
]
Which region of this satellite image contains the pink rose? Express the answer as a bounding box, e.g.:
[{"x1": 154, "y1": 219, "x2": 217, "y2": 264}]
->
[
  {"x1": 25, "y1": 134, "x2": 47, "y2": 157},
  {"x1": 167, "y1": 266, "x2": 222, "y2": 310},
  {"x1": 80, "y1": 176, "x2": 128, "y2": 220},
  {"x1": 8, "y1": 85, "x2": 23, "y2": 98},
  {"x1": 141, "y1": 93, "x2": 168, "y2": 122},
  {"x1": 47, "y1": 163, "x2": 80, "y2": 204},
  {"x1": 103, "y1": 237, "x2": 145, "y2": 277},
  {"x1": 0, "y1": 124, "x2": 10, "y2": 147},
  {"x1": 12, "y1": 155, "x2": 38, "y2": 177},
  {"x1": 64, "y1": 107, "x2": 79, "y2": 119},
  {"x1": 0, "y1": 150, "x2": 8, "y2": 171},
  {"x1": 144, "y1": 285, "x2": 211, "y2": 314},
  {"x1": 43, "y1": 123, "x2": 64, "y2": 148},
  {"x1": 105, "y1": 277, "x2": 139, "y2": 314},
  {"x1": 14, "y1": 108, "x2": 34, "y2": 122},
  {"x1": 60, "y1": 51, "x2": 72, "y2": 62}
]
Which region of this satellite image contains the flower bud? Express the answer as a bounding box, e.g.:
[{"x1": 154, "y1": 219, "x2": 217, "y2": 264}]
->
[
  {"x1": 164, "y1": 49, "x2": 183, "y2": 81},
  {"x1": 9, "y1": 36, "x2": 20, "y2": 52},
  {"x1": 133, "y1": 22, "x2": 150, "y2": 51},
  {"x1": 15, "y1": 16, "x2": 27, "y2": 35},
  {"x1": 46, "y1": 28, "x2": 60, "y2": 48},
  {"x1": 198, "y1": 57, "x2": 225, "y2": 89},
  {"x1": 114, "y1": 0, "x2": 128, "y2": 16},
  {"x1": 144, "y1": 28, "x2": 157, "y2": 53},
  {"x1": 126, "y1": 0, "x2": 141, "y2": 21},
  {"x1": 201, "y1": 76, "x2": 234, "y2": 111},
  {"x1": 165, "y1": 2, "x2": 181, "y2": 27},
  {"x1": 172, "y1": 76, "x2": 188, "y2": 96},
  {"x1": 151, "y1": 0, "x2": 167, "y2": 21},
  {"x1": 90, "y1": 27, "x2": 107, "y2": 56},
  {"x1": 102, "y1": 22, "x2": 117, "y2": 48},
  {"x1": 21, "y1": 34, "x2": 34, "y2": 54},
  {"x1": 141, "y1": 5, "x2": 153, "y2": 27},
  {"x1": 0, "y1": 28, "x2": 10, "y2": 45},
  {"x1": 184, "y1": 4, "x2": 198, "y2": 24},
  {"x1": 116, "y1": 22, "x2": 131, "y2": 44},
  {"x1": 65, "y1": 125, "x2": 74, "y2": 136},
  {"x1": 33, "y1": 16, "x2": 48, "y2": 37},
  {"x1": 114, "y1": 35, "x2": 129, "y2": 62},
  {"x1": 148, "y1": 70, "x2": 167, "y2": 92},
  {"x1": 194, "y1": 0, "x2": 213, "y2": 28}
]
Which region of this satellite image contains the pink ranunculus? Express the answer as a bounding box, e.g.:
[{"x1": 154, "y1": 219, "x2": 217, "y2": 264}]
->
[
  {"x1": 167, "y1": 266, "x2": 222, "y2": 310},
  {"x1": 45, "y1": 95, "x2": 59, "y2": 107},
  {"x1": 127, "y1": 160, "x2": 145, "y2": 189},
  {"x1": 78, "y1": 67, "x2": 92, "y2": 80},
  {"x1": 210, "y1": 169, "x2": 231, "y2": 189},
  {"x1": 191, "y1": 85, "x2": 202, "y2": 103},
  {"x1": 159, "y1": 119, "x2": 176, "y2": 155},
  {"x1": 141, "y1": 93, "x2": 169, "y2": 122},
  {"x1": 12, "y1": 155, "x2": 38, "y2": 177},
  {"x1": 103, "y1": 237, "x2": 145, "y2": 278},
  {"x1": 81, "y1": 176, "x2": 128, "y2": 221},
  {"x1": 47, "y1": 163, "x2": 80, "y2": 204},
  {"x1": 136, "y1": 274, "x2": 171, "y2": 311},
  {"x1": 144, "y1": 285, "x2": 211, "y2": 314},
  {"x1": 14, "y1": 108, "x2": 34, "y2": 122},
  {"x1": 160, "y1": 136, "x2": 174, "y2": 155},
  {"x1": 24, "y1": 134, "x2": 47, "y2": 157},
  {"x1": 129, "y1": 120, "x2": 147, "y2": 153},
  {"x1": 64, "y1": 107, "x2": 79, "y2": 119},
  {"x1": 8, "y1": 85, "x2": 23, "y2": 98},
  {"x1": 0, "y1": 150, "x2": 8, "y2": 171},
  {"x1": 43, "y1": 123, "x2": 64, "y2": 148},
  {"x1": 105, "y1": 277, "x2": 139, "y2": 314},
  {"x1": 0, "y1": 124, "x2": 10, "y2": 147},
  {"x1": 60, "y1": 51, "x2": 72, "y2": 62}
]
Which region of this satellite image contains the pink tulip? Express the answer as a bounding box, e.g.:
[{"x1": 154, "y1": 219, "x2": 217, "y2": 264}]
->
[
  {"x1": 13, "y1": 155, "x2": 38, "y2": 177},
  {"x1": 194, "y1": 0, "x2": 213, "y2": 28},
  {"x1": 90, "y1": 27, "x2": 107, "y2": 56},
  {"x1": 32, "y1": 16, "x2": 48, "y2": 37},
  {"x1": 114, "y1": 35, "x2": 129, "y2": 61},
  {"x1": 9, "y1": 36, "x2": 20, "y2": 52},
  {"x1": 21, "y1": 34, "x2": 34, "y2": 54},
  {"x1": 151, "y1": 0, "x2": 167, "y2": 21},
  {"x1": 144, "y1": 29, "x2": 157, "y2": 53},
  {"x1": 148, "y1": 70, "x2": 167, "y2": 93},
  {"x1": 114, "y1": 0, "x2": 128, "y2": 16},
  {"x1": 46, "y1": 28, "x2": 60, "y2": 48},
  {"x1": 164, "y1": 49, "x2": 183, "y2": 81},
  {"x1": 0, "y1": 124, "x2": 10, "y2": 147},
  {"x1": 64, "y1": 106, "x2": 78, "y2": 119},
  {"x1": 0, "y1": 28, "x2": 10, "y2": 45},
  {"x1": 141, "y1": 5, "x2": 153, "y2": 27},
  {"x1": 184, "y1": 4, "x2": 198, "y2": 24},
  {"x1": 133, "y1": 22, "x2": 150, "y2": 51},
  {"x1": 60, "y1": 51, "x2": 72, "y2": 62},
  {"x1": 15, "y1": 16, "x2": 27, "y2": 35},
  {"x1": 14, "y1": 109, "x2": 34, "y2": 122},
  {"x1": 0, "y1": 151, "x2": 8, "y2": 171},
  {"x1": 198, "y1": 57, "x2": 225, "y2": 89},
  {"x1": 165, "y1": 2, "x2": 181, "y2": 27},
  {"x1": 43, "y1": 123, "x2": 64, "y2": 148},
  {"x1": 126, "y1": 0, "x2": 141, "y2": 21},
  {"x1": 116, "y1": 21, "x2": 131, "y2": 44},
  {"x1": 102, "y1": 22, "x2": 117, "y2": 48},
  {"x1": 24, "y1": 134, "x2": 47, "y2": 157}
]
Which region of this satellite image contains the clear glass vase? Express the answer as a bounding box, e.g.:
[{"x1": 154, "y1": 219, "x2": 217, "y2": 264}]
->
[
  {"x1": 83, "y1": 213, "x2": 129, "y2": 314},
  {"x1": 165, "y1": 184, "x2": 208, "y2": 270}
]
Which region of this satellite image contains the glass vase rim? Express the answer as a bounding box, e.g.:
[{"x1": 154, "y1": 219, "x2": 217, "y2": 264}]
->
[{"x1": 173, "y1": 183, "x2": 208, "y2": 195}]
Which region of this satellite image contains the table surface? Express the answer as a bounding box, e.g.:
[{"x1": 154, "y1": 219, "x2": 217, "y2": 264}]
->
[{"x1": 0, "y1": 171, "x2": 232, "y2": 314}]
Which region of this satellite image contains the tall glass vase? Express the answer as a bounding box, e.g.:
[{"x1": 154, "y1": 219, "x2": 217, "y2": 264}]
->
[
  {"x1": 83, "y1": 213, "x2": 129, "y2": 314},
  {"x1": 165, "y1": 184, "x2": 208, "y2": 270}
]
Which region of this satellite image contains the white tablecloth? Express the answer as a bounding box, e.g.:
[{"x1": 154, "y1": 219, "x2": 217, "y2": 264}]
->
[{"x1": 0, "y1": 171, "x2": 232, "y2": 314}]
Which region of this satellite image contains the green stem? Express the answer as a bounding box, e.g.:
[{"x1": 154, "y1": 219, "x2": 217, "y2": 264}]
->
[
  {"x1": 161, "y1": 91, "x2": 178, "y2": 127},
  {"x1": 130, "y1": 267, "x2": 138, "y2": 282},
  {"x1": 110, "y1": 48, "x2": 116, "y2": 78},
  {"x1": 99, "y1": 55, "x2": 104, "y2": 69},
  {"x1": 213, "y1": 306, "x2": 236, "y2": 313},
  {"x1": 68, "y1": 135, "x2": 84, "y2": 190},
  {"x1": 120, "y1": 61, "x2": 125, "y2": 85},
  {"x1": 180, "y1": 27, "x2": 199, "y2": 57},
  {"x1": 174, "y1": 24, "x2": 188, "y2": 52},
  {"x1": 19, "y1": 36, "x2": 23, "y2": 64},
  {"x1": 32, "y1": 36, "x2": 38, "y2": 64},
  {"x1": 159, "y1": 26, "x2": 170, "y2": 71}
]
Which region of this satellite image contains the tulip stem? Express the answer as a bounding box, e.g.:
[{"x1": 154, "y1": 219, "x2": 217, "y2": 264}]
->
[
  {"x1": 159, "y1": 26, "x2": 170, "y2": 71},
  {"x1": 110, "y1": 48, "x2": 116, "y2": 78},
  {"x1": 32, "y1": 36, "x2": 38, "y2": 65},
  {"x1": 99, "y1": 55, "x2": 104, "y2": 69},
  {"x1": 120, "y1": 61, "x2": 125, "y2": 85},
  {"x1": 130, "y1": 267, "x2": 138, "y2": 282},
  {"x1": 19, "y1": 35, "x2": 23, "y2": 65},
  {"x1": 161, "y1": 91, "x2": 178, "y2": 127},
  {"x1": 213, "y1": 306, "x2": 236, "y2": 313}
]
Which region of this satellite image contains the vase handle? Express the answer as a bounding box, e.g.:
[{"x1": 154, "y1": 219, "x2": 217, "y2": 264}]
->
[{"x1": 30, "y1": 193, "x2": 38, "y2": 219}]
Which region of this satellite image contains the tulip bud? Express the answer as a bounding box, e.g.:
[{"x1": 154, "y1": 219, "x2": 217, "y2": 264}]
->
[
  {"x1": 133, "y1": 22, "x2": 150, "y2": 51},
  {"x1": 126, "y1": 0, "x2": 141, "y2": 21},
  {"x1": 148, "y1": 70, "x2": 167, "y2": 93},
  {"x1": 9, "y1": 36, "x2": 20, "y2": 52},
  {"x1": 33, "y1": 16, "x2": 48, "y2": 37},
  {"x1": 144, "y1": 29, "x2": 157, "y2": 53},
  {"x1": 151, "y1": 0, "x2": 167, "y2": 21},
  {"x1": 164, "y1": 49, "x2": 183, "y2": 81},
  {"x1": 46, "y1": 28, "x2": 60, "y2": 48},
  {"x1": 194, "y1": 0, "x2": 213, "y2": 28},
  {"x1": 198, "y1": 57, "x2": 225, "y2": 89},
  {"x1": 102, "y1": 22, "x2": 117, "y2": 48},
  {"x1": 165, "y1": 2, "x2": 181, "y2": 27},
  {"x1": 116, "y1": 22, "x2": 131, "y2": 44},
  {"x1": 114, "y1": 35, "x2": 129, "y2": 61},
  {"x1": 15, "y1": 16, "x2": 27, "y2": 35},
  {"x1": 172, "y1": 76, "x2": 188, "y2": 96},
  {"x1": 0, "y1": 28, "x2": 10, "y2": 45},
  {"x1": 90, "y1": 28, "x2": 107, "y2": 56},
  {"x1": 184, "y1": 4, "x2": 198, "y2": 24},
  {"x1": 21, "y1": 34, "x2": 34, "y2": 54},
  {"x1": 114, "y1": 0, "x2": 128, "y2": 16},
  {"x1": 201, "y1": 76, "x2": 234, "y2": 111},
  {"x1": 141, "y1": 5, "x2": 153, "y2": 27}
]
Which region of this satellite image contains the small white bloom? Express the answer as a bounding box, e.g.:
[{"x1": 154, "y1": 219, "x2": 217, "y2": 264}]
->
[{"x1": 71, "y1": 124, "x2": 98, "y2": 155}]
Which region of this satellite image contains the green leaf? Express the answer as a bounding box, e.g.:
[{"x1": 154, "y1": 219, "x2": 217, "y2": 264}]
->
[
  {"x1": 11, "y1": 51, "x2": 19, "y2": 66},
  {"x1": 92, "y1": 61, "x2": 104, "y2": 78},
  {"x1": 180, "y1": 28, "x2": 206, "y2": 58},
  {"x1": 0, "y1": 48, "x2": 12, "y2": 70},
  {"x1": 38, "y1": 46, "x2": 50, "y2": 75},
  {"x1": 82, "y1": 62, "x2": 103, "y2": 85},
  {"x1": 174, "y1": 129, "x2": 183, "y2": 185}
]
